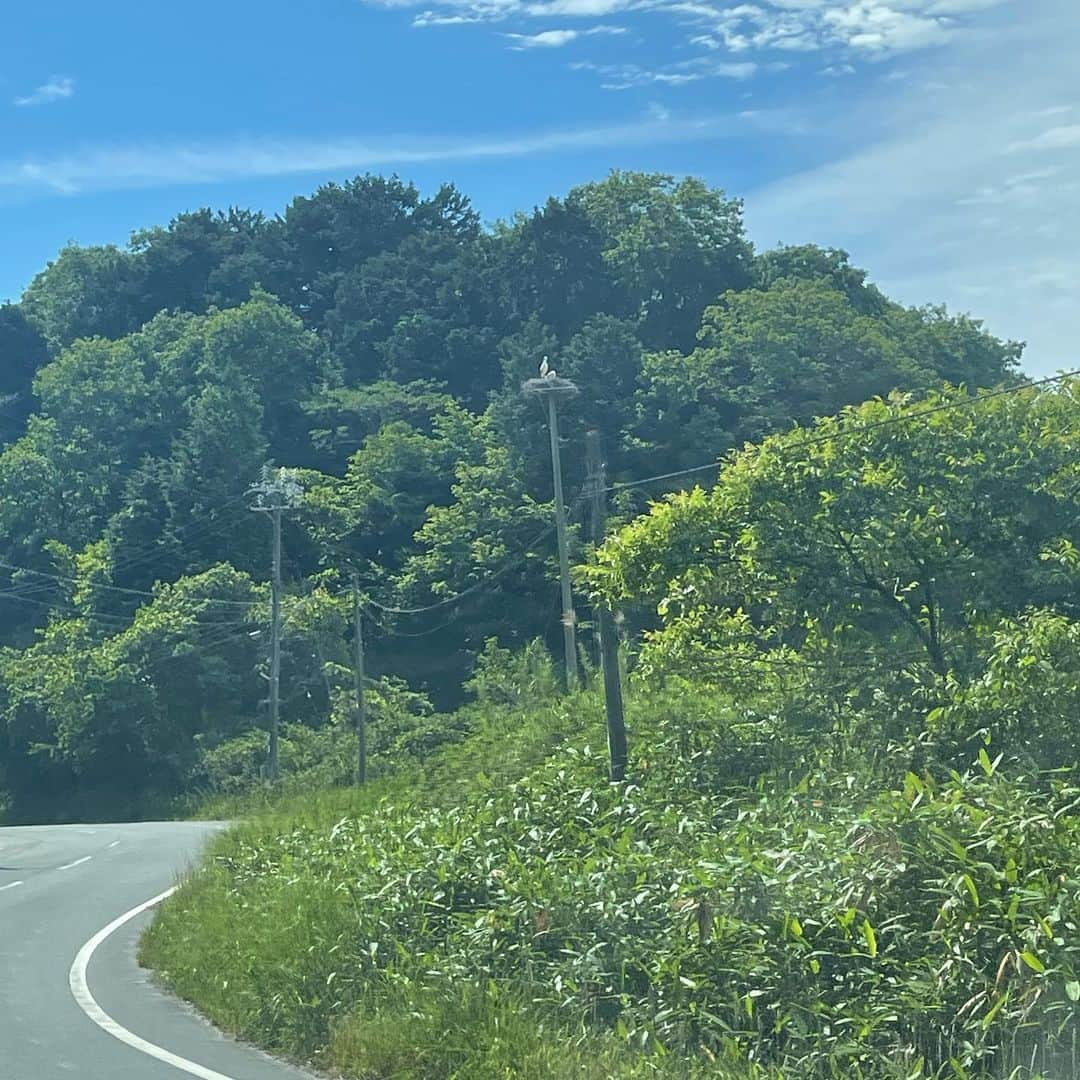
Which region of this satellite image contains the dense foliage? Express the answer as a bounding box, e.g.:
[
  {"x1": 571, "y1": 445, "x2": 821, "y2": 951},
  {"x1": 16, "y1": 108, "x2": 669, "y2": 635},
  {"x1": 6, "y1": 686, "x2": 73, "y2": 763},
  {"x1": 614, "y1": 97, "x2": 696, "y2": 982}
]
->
[
  {"x1": 592, "y1": 382, "x2": 1080, "y2": 683},
  {"x1": 143, "y1": 379, "x2": 1080, "y2": 1078},
  {"x1": 0, "y1": 169, "x2": 1023, "y2": 819},
  {"x1": 145, "y1": 649, "x2": 1080, "y2": 1079}
]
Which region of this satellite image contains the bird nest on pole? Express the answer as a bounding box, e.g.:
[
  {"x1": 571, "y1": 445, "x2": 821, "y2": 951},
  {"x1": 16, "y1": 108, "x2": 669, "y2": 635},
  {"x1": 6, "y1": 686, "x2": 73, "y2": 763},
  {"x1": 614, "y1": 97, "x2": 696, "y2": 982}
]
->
[
  {"x1": 523, "y1": 375, "x2": 578, "y2": 400},
  {"x1": 523, "y1": 356, "x2": 579, "y2": 400}
]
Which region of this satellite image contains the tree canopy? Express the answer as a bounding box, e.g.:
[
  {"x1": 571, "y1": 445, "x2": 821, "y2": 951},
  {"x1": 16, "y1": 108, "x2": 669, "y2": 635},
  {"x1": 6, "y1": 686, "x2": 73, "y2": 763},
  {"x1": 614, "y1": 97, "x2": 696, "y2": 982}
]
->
[{"x1": 0, "y1": 169, "x2": 1027, "y2": 818}]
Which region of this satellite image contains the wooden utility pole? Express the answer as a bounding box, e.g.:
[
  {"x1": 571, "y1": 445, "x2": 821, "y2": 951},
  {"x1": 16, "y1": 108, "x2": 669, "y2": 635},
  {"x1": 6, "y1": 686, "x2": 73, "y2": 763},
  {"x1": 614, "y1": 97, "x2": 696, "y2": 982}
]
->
[
  {"x1": 586, "y1": 430, "x2": 628, "y2": 782},
  {"x1": 351, "y1": 574, "x2": 368, "y2": 786}
]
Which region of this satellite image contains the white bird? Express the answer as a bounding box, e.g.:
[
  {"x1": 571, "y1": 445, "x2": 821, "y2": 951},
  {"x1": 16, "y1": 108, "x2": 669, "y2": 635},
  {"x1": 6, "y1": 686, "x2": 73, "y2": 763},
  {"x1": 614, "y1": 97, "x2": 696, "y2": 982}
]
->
[
  {"x1": 539, "y1": 357, "x2": 550, "y2": 377},
  {"x1": 545, "y1": 367, "x2": 558, "y2": 380}
]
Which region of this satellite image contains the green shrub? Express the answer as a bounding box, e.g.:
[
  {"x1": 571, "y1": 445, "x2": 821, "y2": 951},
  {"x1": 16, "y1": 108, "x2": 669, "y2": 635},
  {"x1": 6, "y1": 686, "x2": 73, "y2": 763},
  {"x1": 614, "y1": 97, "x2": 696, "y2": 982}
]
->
[
  {"x1": 465, "y1": 637, "x2": 561, "y2": 707},
  {"x1": 932, "y1": 609, "x2": 1080, "y2": 775},
  {"x1": 144, "y1": 677, "x2": 1080, "y2": 1079}
]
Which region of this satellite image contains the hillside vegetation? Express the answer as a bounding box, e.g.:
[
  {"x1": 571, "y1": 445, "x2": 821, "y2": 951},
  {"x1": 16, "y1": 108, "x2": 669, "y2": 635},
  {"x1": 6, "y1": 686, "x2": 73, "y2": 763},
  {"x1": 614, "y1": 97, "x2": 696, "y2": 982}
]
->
[
  {"x1": 5, "y1": 167, "x2": 1078, "y2": 1076},
  {"x1": 143, "y1": 384, "x2": 1080, "y2": 1079},
  {"x1": 0, "y1": 170, "x2": 1021, "y2": 821}
]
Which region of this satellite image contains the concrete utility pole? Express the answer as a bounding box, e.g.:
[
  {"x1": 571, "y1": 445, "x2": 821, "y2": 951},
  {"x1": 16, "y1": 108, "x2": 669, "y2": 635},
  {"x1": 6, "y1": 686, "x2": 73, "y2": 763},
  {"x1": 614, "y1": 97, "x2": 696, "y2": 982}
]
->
[
  {"x1": 248, "y1": 466, "x2": 304, "y2": 781},
  {"x1": 351, "y1": 573, "x2": 368, "y2": 786},
  {"x1": 586, "y1": 430, "x2": 628, "y2": 782},
  {"x1": 269, "y1": 506, "x2": 283, "y2": 778},
  {"x1": 524, "y1": 357, "x2": 579, "y2": 693}
]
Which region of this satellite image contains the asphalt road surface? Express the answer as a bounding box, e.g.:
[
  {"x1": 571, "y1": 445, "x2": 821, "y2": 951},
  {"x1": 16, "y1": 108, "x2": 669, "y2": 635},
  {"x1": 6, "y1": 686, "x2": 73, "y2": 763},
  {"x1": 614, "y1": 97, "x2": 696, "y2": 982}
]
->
[{"x1": 0, "y1": 821, "x2": 319, "y2": 1080}]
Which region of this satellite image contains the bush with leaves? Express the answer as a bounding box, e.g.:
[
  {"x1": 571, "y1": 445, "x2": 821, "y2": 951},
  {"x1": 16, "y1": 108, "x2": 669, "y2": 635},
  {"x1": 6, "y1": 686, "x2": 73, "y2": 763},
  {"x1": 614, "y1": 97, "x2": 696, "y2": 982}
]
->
[
  {"x1": 144, "y1": 669, "x2": 1080, "y2": 1079},
  {"x1": 930, "y1": 609, "x2": 1080, "y2": 774},
  {"x1": 592, "y1": 381, "x2": 1080, "y2": 693}
]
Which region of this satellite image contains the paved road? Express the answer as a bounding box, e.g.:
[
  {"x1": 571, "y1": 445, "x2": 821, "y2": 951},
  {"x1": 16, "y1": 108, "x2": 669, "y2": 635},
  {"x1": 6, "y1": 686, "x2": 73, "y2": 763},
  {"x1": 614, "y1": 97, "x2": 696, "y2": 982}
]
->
[{"x1": 0, "y1": 821, "x2": 318, "y2": 1080}]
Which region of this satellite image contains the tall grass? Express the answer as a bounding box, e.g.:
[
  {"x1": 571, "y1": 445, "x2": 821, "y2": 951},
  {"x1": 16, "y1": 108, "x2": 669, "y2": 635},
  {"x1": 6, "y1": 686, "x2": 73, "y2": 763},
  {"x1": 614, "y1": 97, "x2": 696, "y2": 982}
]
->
[{"x1": 142, "y1": 681, "x2": 1080, "y2": 1079}]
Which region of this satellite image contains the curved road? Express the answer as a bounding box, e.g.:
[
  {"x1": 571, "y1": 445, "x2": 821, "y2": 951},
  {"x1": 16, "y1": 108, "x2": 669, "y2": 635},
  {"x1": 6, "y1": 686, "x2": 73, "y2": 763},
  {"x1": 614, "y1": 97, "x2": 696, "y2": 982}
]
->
[{"x1": 0, "y1": 821, "x2": 318, "y2": 1080}]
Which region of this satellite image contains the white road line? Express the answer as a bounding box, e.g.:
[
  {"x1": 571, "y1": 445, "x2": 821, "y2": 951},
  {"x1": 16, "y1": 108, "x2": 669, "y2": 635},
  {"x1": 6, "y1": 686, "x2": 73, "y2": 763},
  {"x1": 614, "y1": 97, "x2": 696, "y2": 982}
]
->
[
  {"x1": 107, "y1": 841, "x2": 121, "y2": 849},
  {"x1": 0, "y1": 880, "x2": 24, "y2": 892},
  {"x1": 58, "y1": 855, "x2": 93, "y2": 871},
  {"x1": 70, "y1": 887, "x2": 238, "y2": 1080}
]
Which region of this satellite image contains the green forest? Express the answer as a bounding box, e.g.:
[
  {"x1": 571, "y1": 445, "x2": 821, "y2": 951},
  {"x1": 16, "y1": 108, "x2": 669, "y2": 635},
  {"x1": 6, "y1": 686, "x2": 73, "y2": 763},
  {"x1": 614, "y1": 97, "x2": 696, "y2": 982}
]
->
[
  {"x1": 0, "y1": 170, "x2": 1021, "y2": 820},
  {"x1": 6, "y1": 169, "x2": 1080, "y2": 1078}
]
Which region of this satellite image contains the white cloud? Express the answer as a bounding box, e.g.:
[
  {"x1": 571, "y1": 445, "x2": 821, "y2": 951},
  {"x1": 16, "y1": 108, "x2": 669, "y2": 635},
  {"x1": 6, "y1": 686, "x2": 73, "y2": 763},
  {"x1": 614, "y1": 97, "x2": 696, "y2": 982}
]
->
[
  {"x1": 0, "y1": 110, "x2": 761, "y2": 196},
  {"x1": 503, "y1": 23, "x2": 626, "y2": 45},
  {"x1": 14, "y1": 76, "x2": 75, "y2": 108},
  {"x1": 923, "y1": 0, "x2": 1008, "y2": 12},
  {"x1": 572, "y1": 54, "x2": 757, "y2": 87},
  {"x1": 403, "y1": 0, "x2": 1010, "y2": 52},
  {"x1": 414, "y1": 10, "x2": 491, "y2": 23},
  {"x1": 527, "y1": 0, "x2": 632, "y2": 13},
  {"x1": 684, "y1": 1, "x2": 971, "y2": 57},
  {"x1": 397, "y1": 0, "x2": 1016, "y2": 87},
  {"x1": 1022, "y1": 124, "x2": 1080, "y2": 151},
  {"x1": 747, "y1": 0, "x2": 1079, "y2": 377},
  {"x1": 954, "y1": 166, "x2": 1065, "y2": 206},
  {"x1": 506, "y1": 27, "x2": 583, "y2": 43}
]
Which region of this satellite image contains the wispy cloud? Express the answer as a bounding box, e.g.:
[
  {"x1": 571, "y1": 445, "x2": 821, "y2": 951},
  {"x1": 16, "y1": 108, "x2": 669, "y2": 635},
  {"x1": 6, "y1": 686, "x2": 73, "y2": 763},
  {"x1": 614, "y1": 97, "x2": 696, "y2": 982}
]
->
[
  {"x1": 14, "y1": 76, "x2": 75, "y2": 108},
  {"x1": 747, "y1": 0, "x2": 1078, "y2": 377},
  {"x1": 678, "y1": 1, "x2": 1014, "y2": 58},
  {"x1": 527, "y1": 0, "x2": 632, "y2": 15},
  {"x1": 0, "y1": 110, "x2": 777, "y2": 196},
  {"x1": 399, "y1": 0, "x2": 1012, "y2": 51},
  {"x1": 413, "y1": 8, "x2": 494, "y2": 24},
  {"x1": 503, "y1": 23, "x2": 626, "y2": 46},
  {"x1": 1020, "y1": 124, "x2": 1080, "y2": 151},
  {"x1": 572, "y1": 55, "x2": 757, "y2": 88},
  {"x1": 394, "y1": 0, "x2": 1016, "y2": 88}
]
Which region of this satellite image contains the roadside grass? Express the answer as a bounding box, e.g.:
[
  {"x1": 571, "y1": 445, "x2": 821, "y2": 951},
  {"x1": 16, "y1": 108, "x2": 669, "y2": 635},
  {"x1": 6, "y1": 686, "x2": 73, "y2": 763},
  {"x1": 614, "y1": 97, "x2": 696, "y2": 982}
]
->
[
  {"x1": 189, "y1": 675, "x2": 596, "y2": 823},
  {"x1": 326, "y1": 983, "x2": 749, "y2": 1080},
  {"x1": 143, "y1": 690, "x2": 668, "y2": 1077},
  {"x1": 142, "y1": 680, "x2": 1080, "y2": 1079},
  {"x1": 143, "y1": 859, "x2": 751, "y2": 1080}
]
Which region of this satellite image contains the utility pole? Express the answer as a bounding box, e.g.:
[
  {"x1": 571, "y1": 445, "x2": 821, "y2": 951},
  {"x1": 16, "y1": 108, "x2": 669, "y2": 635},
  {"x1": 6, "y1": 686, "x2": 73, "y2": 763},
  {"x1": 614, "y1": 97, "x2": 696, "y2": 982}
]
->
[
  {"x1": 248, "y1": 466, "x2": 304, "y2": 781},
  {"x1": 586, "y1": 430, "x2": 628, "y2": 782},
  {"x1": 351, "y1": 573, "x2": 368, "y2": 786},
  {"x1": 269, "y1": 505, "x2": 282, "y2": 779},
  {"x1": 524, "y1": 357, "x2": 579, "y2": 693}
]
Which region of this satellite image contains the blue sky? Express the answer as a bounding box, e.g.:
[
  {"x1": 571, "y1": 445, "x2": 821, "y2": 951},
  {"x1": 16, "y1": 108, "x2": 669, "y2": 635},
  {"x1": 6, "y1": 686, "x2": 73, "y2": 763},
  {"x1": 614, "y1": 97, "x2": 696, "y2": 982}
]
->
[{"x1": 1, "y1": 0, "x2": 1075, "y2": 373}]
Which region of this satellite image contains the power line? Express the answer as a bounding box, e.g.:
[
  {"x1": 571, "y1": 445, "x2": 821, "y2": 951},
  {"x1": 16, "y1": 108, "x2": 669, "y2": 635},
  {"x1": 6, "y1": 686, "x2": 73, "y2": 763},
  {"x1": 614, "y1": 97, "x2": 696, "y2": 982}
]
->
[
  {"x1": 691, "y1": 649, "x2": 933, "y2": 672},
  {"x1": 607, "y1": 369, "x2": 1080, "y2": 494},
  {"x1": 0, "y1": 603, "x2": 260, "y2": 683},
  {"x1": 0, "y1": 591, "x2": 140, "y2": 627},
  {"x1": 366, "y1": 497, "x2": 593, "y2": 638},
  {"x1": 0, "y1": 590, "x2": 256, "y2": 634},
  {"x1": 74, "y1": 625, "x2": 266, "y2": 692},
  {"x1": 106, "y1": 491, "x2": 253, "y2": 577},
  {"x1": 367, "y1": 606, "x2": 470, "y2": 639},
  {"x1": 0, "y1": 559, "x2": 255, "y2": 608},
  {"x1": 364, "y1": 489, "x2": 589, "y2": 620},
  {"x1": 0, "y1": 579, "x2": 258, "y2": 623},
  {"x1": 365, "y1": 522, "x2": 556, "y2": 618}
]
